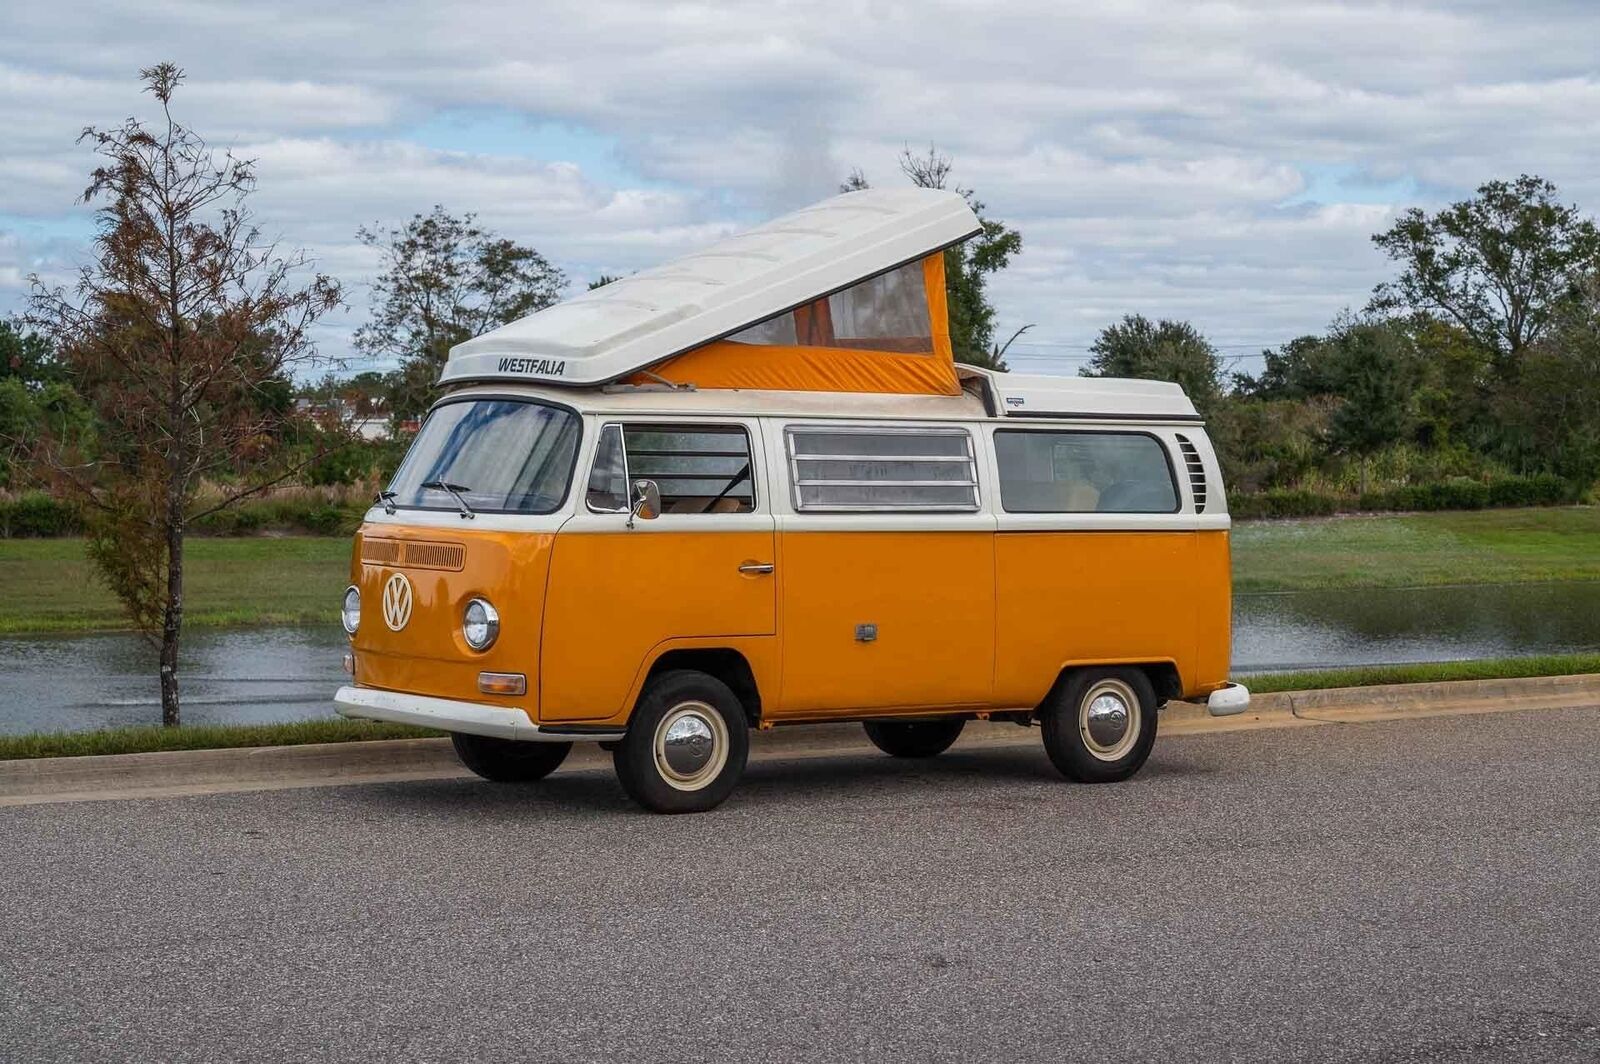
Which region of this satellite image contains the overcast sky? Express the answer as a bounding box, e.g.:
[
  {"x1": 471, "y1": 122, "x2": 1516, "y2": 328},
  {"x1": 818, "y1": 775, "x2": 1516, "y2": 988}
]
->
[{"x1": 4, "y1": 0, "x2": 1598, "y2": 378}]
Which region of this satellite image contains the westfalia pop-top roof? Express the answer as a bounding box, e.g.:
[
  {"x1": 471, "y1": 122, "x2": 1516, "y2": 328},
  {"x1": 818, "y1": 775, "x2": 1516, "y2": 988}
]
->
[{"x1": 441, "y1": 187, "x2": 982, "y2": 388}]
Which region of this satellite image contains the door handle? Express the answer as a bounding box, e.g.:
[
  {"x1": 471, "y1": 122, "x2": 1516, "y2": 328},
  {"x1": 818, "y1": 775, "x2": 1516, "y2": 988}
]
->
[{"x1": 738, "y1": 562, "x2": 776, "y2": 575}]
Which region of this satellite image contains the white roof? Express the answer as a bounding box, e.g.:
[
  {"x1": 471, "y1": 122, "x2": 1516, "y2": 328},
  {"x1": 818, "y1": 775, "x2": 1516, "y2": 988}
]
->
[
  {"x1": 441, "y1": 188, "x2": 982, "y2": 387},
  {"x1": 964, "y1": 368, "x2": 1201, "y2": 420}
]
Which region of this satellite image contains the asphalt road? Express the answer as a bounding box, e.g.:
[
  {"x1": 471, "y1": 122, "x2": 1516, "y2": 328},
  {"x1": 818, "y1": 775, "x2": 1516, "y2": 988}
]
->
[{"x1": 2, "y1": 707, "x2": 1598, "y2": 1063}]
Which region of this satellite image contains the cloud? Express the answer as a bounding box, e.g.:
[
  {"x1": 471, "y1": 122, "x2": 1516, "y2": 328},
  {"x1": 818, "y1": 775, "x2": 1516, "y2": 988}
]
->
[{"x1": 3, "y1": 0, "x2": 1599, "y2": 374}]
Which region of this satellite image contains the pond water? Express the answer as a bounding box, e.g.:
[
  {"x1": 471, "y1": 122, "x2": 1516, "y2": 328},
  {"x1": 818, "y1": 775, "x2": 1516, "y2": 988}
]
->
[{"x1": 3, "y1": 581, "x2": 1598, "y2": 735}]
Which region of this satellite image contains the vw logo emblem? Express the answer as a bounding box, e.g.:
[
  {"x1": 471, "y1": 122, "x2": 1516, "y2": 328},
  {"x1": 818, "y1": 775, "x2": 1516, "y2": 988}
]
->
[{"x1": 381, "y1": 572, "x2": 413, "y2": 631}]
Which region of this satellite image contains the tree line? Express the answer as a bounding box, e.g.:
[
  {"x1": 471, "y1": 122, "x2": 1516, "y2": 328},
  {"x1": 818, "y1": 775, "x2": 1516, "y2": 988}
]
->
[
  {"x1": 1080, "y1": 174, "x2": 1600, "y2": 506},
  {"x1": 3, "y1": 65, "x2": 1597, "y2": 724}
]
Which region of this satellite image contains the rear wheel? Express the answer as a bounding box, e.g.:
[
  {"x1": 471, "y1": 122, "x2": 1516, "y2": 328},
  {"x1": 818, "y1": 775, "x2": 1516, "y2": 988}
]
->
[
  {"x1": 862, "y1": 718, "x2": 966, "y2": 758},
  {"x1": 613, "y1": 670, "x2": 750, "y2": 814},
  {"x1": 1040, "y1": 668, "x2": 1158, "y2": 783},
  {"x1": 451, "y1": 733, "x2": 572, "y2": 783}
]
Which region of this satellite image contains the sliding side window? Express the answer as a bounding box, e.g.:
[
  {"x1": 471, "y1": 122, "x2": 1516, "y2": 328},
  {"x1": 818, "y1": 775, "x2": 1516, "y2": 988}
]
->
[
  {"x1": 994, "y1": 430, "x2": 1178, "y2": 514},
  {"x1": 785, "y1": 426, "x2": 979, "y2": 512},
  {"x1": 585, "y1": 423, "x2": 756, "y2": 515}
]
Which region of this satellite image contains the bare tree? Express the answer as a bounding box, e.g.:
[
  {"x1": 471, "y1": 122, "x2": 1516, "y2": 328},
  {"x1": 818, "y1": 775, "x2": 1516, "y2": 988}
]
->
[{"x1": 26, "y1": 63, "x2": 342, "y2": 726}]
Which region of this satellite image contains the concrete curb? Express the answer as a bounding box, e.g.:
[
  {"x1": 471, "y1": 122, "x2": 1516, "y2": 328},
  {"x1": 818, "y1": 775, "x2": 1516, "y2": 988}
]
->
[{"x1": 4, "y1": 674, "x2": 1598, "y2": 807}]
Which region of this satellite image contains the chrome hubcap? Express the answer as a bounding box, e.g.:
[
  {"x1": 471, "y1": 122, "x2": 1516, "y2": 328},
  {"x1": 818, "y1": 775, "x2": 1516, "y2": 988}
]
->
[
  {"x1": 653, "y1": 702, "x2": 728, "y2": 791},
  {"x1": 1079, "y1": 679, "x2": 1141, "y2": 762}
]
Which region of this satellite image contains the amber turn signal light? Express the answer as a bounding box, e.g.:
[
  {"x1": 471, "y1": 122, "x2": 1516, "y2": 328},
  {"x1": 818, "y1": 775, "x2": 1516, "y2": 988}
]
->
[{"x1": 477, "y1": 672, "x2": 527, "y2": 696}]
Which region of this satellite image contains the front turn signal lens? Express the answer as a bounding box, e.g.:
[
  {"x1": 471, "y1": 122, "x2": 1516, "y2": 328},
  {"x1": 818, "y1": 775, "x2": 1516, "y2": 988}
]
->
[{"x1": 477, "y1": 672, "x2": 527, "y2": 696}]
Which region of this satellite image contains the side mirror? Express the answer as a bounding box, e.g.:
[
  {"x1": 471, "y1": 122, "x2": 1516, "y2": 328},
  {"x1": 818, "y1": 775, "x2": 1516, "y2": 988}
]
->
[{"x1": 627, "y1": 478, "x2": 661, "y2": 528}]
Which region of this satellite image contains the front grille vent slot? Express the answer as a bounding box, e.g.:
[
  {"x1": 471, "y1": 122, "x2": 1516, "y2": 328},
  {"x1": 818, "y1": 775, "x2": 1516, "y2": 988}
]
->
[
  {"x1": 1176, "y1": 435, "x2": 1207, "y2": 513},
  {"x1": 361, "y1": 538, "x2": 466, "y2": 571}
]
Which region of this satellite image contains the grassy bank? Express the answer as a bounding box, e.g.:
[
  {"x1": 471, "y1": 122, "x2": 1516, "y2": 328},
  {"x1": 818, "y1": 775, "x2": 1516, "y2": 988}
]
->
[
  {"x1": 3, "y1": 653, "x2": 1597, "y2": 761},
  {"x1": 1231, "y1": 506, "x2": 1600, "y2": 593},
  {"x1": 1245, "y1": 653, "x2": 1600, "y2": 693},
  {"x1": 2, "y1": 506, "x2": 1598, "y2": 634},
  {"x1": 0, "y1": 537, "x2": 350, "y2": 634},
  {"x1": 0, "y1": 718, "x2": 441, "y2": 760}
]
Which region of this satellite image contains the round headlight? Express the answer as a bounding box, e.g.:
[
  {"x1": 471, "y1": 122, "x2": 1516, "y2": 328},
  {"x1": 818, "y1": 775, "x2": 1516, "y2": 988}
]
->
[
  {"x1": 341, "y1": 586, "x2": 361, "y2": 635},
  {"x1": 463, "y1": 598, "x2": 499, "y2": 651}
]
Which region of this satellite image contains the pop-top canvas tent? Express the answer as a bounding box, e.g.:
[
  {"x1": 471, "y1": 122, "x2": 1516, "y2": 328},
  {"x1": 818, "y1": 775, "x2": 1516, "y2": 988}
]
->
[{"x1": 441, "y1": 188, "x2": 983, "y2": 396}]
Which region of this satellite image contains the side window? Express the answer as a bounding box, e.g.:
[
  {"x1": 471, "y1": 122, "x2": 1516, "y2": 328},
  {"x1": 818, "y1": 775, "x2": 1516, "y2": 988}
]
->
[
  {"x1": 586, "y1": 423, "x2": 756, "y2": 515},
  {"x1": 994, "y1": 431, "x2": 1178, "y2": 514},
  {"x1": 786, "y1": 426, "x2": 979, "y2": 512}
]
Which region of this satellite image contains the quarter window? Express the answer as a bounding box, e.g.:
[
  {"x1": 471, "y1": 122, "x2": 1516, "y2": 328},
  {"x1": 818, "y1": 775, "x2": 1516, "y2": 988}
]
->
[
  {"x1": 786, "y1": 426, "x2": 979, "y2": 512},
  {"x1": 585, "y1": 424, "x2": 756, "y2": 515},
  {"x1": 994, "y1": 431, "x2": 1178, "y2": 514}
]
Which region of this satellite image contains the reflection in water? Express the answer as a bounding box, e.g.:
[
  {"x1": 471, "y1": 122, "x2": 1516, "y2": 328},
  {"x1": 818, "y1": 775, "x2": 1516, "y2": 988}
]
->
[
  {"x1": 1, "y1": 625, "x2": 347, "y2": 735},
  {"x1": 2, "y1": 581, "x2": 1598, "y2": 734},
  {"x1": 1235, "y1": 582, "x2": 1600, "y2": 672}
]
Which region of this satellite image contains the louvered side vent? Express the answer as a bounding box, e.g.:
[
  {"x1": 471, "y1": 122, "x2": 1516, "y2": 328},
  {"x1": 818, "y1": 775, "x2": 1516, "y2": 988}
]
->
[{"x1": 1176, "y1": 435, "x2": 1207, "y2": 513}]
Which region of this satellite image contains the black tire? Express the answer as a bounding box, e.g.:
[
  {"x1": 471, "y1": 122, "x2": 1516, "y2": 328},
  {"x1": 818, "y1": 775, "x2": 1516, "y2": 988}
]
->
[
  {"x1": 1040, "y1": 667, "x2": 1158, "y2": 783},
  {"x1": 862, "y1": 717, "x2": 966, "y2": 758},
  {"x1": 451, "y1": 732, "x2": 572, "y2": 783},
  {"x1": 613, "y1": 670, "x2": 750, "y2": 814}
]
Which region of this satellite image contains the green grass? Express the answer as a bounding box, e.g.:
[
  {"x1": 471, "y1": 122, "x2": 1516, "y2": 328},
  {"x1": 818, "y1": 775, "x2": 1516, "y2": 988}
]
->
[
  {"x1": 1245, "y1": 653, "x2": 1600, "y2": 694},
  {"x1": 0, "y1": 718, "x2": 442, "y2": 761},
  {"x1": 5, "y1": 652, "x2": 1598, "y2": 760},
  {"x1": 0, "y1": 536, "x2": 351, "y2": 634},
  {"x1": 1232, "y1": 506, "x2": 1600, "y2": 593}
]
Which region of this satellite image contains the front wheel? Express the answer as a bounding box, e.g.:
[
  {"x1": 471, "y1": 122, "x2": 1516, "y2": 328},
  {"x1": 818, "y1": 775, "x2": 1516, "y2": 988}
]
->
[
  {"x1": 1040, "y1": 668, "x2": 1157, "y2": 783},
  {"x1": 613, "y1": 670, "x2": 750, "y2": 814},
  {"x1": 451, "y1": 733, "x2": 572, "y2": 783},
  {"x1": 863, "y1": 718, "x2": 965, "y2": 758}
]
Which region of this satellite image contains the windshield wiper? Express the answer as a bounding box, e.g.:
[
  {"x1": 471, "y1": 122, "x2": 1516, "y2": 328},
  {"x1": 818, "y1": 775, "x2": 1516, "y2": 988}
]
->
[
  {"x1": 421, "y1": 480, "x2": 476, "y2": 520},
  {"x1": 374, "y1": 490, "x2": 398, "y2": 515}
]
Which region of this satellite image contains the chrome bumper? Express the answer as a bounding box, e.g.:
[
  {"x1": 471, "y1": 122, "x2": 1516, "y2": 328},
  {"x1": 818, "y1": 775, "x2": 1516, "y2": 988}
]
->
[
  {"x1": 334, "y1": 685, "x2": 623, "y2": 742},
  {"x1": 1206, "y1": 682, "x2": 1251, "y2": 717}
]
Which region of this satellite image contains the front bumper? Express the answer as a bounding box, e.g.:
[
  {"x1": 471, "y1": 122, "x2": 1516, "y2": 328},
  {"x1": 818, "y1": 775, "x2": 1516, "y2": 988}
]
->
[
  {"x1": 1206, "y1": 682, "x2": 1251, "y2": 717},
  {"x1": 334, "y1": 685, "x2": 623, "y2": 742}
]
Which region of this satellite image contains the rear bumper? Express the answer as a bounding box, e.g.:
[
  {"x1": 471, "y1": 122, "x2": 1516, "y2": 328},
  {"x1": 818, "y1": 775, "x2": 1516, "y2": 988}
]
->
[
  {"x1": 1206, "y1": 682, "x2": 1251, "y2": 717},
  {"x1": 334, "y1": 685, "x2": 623, "y2": 742}
]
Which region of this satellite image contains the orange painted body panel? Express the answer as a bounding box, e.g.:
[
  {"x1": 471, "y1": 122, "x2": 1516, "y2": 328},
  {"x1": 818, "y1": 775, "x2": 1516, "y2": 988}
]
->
[
  {"x1": 348, "y1": 521, "x2": 1232, "y2": 726},
  {"x1": 348, "y1": 525, "x2": 555, "y2": 717},
  {"x1": 775, "y1": 531, "x2": 995, "y2": 715},
  {"x1": 1190, "y1": 530, "x2": 1233, "y2": 696},
  {"x1": 992, "y1": 529, "x2": 1232, "y2": 707},
  {"x1": 540, "y1": 530, "x2": 776, "y2": 722}
]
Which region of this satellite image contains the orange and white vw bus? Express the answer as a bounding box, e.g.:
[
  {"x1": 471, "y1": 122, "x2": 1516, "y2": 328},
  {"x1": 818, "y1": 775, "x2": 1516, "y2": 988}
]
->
[{"x1": 335, "y1": 188, "x2": 1249, "y2": 813}]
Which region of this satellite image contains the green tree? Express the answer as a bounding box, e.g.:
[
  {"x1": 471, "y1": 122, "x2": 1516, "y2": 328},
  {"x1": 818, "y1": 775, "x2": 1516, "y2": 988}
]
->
[
  {"x1": 1234, "y1": 335, "x2": 1340, "y2": 400},
  {"x1": 841, "y1": 148, "x2": 1023, "y2": 369},
  {"x1": 1082, "y1": 315, "x2": 1225, "y2": 414},
  {"x1": 1325, "y1": 324, "x2": 1412, "y2": 494},
  {"x1": 354, "y1": 207, "x2": 565, "y2": 418},
  {"x1": 1494, "y1": 275, "x2": 1600, "y2": 482},
  {"x1": 26, "y1": 63, "x2": 342, "y2": 726},
  {"x1": 1, "y1": 317, "x2": 62, "y2": 388},
  {"x1": 1370, "y1": 175, "x2": 1600, "y2": 371}
]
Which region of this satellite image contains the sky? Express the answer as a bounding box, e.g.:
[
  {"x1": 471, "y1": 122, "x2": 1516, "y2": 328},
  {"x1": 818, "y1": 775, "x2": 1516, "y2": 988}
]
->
[{"x1": 3, "y1": 0, "x2": 1598, "y2": 379}]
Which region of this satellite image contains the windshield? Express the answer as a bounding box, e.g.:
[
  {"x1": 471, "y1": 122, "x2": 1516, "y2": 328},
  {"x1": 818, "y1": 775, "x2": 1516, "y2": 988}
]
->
[{"x1": 387, "y1": 399, "x2": 580, "y2": 514}]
